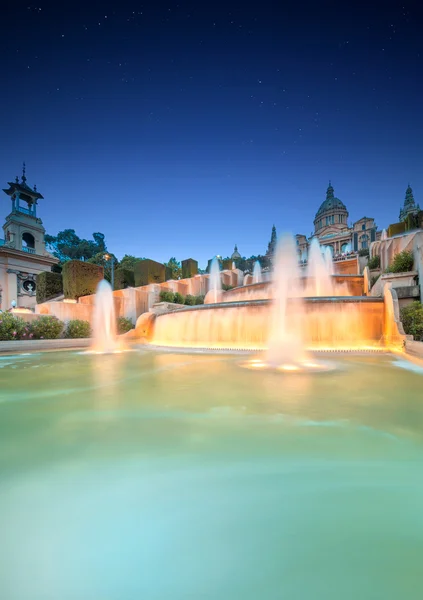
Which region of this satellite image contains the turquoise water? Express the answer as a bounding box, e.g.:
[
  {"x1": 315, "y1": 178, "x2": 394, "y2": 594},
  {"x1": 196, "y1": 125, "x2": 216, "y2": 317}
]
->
[{"x1": 1, "y1": 350, "x2": 423, "y2": 599}]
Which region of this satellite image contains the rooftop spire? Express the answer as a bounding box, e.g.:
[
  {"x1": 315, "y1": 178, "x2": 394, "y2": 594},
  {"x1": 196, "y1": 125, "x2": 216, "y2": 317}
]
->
[
  {"x1": 21, "y1": 162, "x2": 27, "y2": 184},
  {"x1": 326, "y1": 181, "x2": 334, "y2": 200}
]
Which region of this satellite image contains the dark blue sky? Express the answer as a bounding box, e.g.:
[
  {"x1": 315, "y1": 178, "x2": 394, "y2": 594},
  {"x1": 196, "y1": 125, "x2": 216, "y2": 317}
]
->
[{"x1": 1, "y1": 0, "x2": 422, "y2": 266}]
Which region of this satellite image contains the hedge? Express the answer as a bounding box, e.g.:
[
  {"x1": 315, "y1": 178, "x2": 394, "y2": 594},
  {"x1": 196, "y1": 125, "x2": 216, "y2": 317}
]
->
[
  {"x1": 36, "y1": 271, "x2": 63, "y2": 304},
  {"x1": 134, "y1": 259, "x2": 166, "y2": 287},
  {"x1": 62, "y1": 260, "x2": 104, "y2": 300},
  {"x1": 114, "y1": 268, "x2": 135, "y2": 290}
]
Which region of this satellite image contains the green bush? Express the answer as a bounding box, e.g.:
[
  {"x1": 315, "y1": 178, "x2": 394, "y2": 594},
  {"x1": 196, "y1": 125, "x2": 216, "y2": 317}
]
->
[
  {"x1": 184, "y1": 294, "x2": 196, "y2": 306},
  {"x1": 65, "y1": 319, "x2": 91, "y2": 338},
  {"x1": 400, "y1": 302, "x2": 423, "y2": 341},
  {"x1": 368, "y1": 255, "x2": 380, "y2": 270},
  {"x1": 174, "y1": 292, "x2": 185, "y2": 304},
  {"x1": 30, "y1": 316, "x2": 64, "y2": 339},
  {"x1": 0, "y1": 313, "x2": 27, "y2": 340},
  {"x1": 114, "y1": 268, "x2": 135, "y2": 290},
  {"x1": 62, "y1": 260, "x2": 104, "y2": 300},
  {"x1": 222, "y1": 283, "x2": 234, "y2": 291},
  {"x1": 159, "y1": 290, "x2": 175, "y2": 303},
  {"x1": 385, "y1": 250, "x2": 414, "y2": 273},
  {"x1": 195, "y1": 295, "x2": 205, "y2": 305},
  {"x1": 359, "y1": 248, "x2": 369, "y2": 257},
  {"x1": 36, "y1": 271, "x2": 63, "y2": 304},
  {"x1": 370, "y1": 274, "x2": 380, "y2": 288},
  {"x1": 117, "y1": 317, "x2": 134, "y2": 334}
]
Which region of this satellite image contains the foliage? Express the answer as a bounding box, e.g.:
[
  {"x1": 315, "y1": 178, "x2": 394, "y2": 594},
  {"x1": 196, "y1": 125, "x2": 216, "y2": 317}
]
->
[
  {"x1": 387, "y1": 222, "x2": 406, "y2": 238},
  {"x1": 30, "y1": 316, "x2": 64, "y2": 339},
  {"x1": 385, "y1": 250, "x2": 414, "y2": 274},
  {"x1": 134, "y1": 259, "x2": 166, "y2": 287},
  {"x1": 63, "y1": 260, "x2": 104, "y2": 299},
  {"x1": 159, "y1": 290, "x2": 176, "y2": 303},
  {"x1": 400, "y1": 302, "x2": 423, "y2": 341},
  {"x1": 222, "y1": 283, "x2": 234, "y2": 291},
  {"x1": 114, "y1": 268, "x2": 135, "y2": 290},
  {"x1": 370, "y1": 274, "x2": 380, "y2": 288},
  {"x1": 359, "y1": 248, "x2": 370, "y2": 257},
  {"x1": 36, "y1": 271, "x2": 63, "y2": 304},
  {"x1": 87, "y1": 252, "x2": 118, "y2": 283},
  {"x1": 221, "y1": 254, "x2": 271, "y2": 273},
  {"x1": 117, "y1": 317, "x2": 134, "y2": 334},
  {"x1": 119, "y1": 254, "x2": 145, "y2": 271},
  {"x1": 65, "y1": 319, "x2": 91, "y2": 338},
  {"x1": 182, "y1": 259, "x2": 198, "y2": 279},
  {"x1": 368, "y1": 255, "x2": 380, "y2": 270},
  {"x1": 164, "y1": 257, "x2": 182, "y2": 280},
  {"x1": 0, "y1": 313, "x2": 27, "y2": 340},
  {"x1": 45, "y1": 229, "x2": 107, "y2": 263},
  {"x1": 159, "y1": 290, "x2": 204, "y2": 305}
]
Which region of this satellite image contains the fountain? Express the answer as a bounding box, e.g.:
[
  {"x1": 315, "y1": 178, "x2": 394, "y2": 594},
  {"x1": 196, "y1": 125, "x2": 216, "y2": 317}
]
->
[
  {"x1": 91, "y1": 279, "x2": 119, "y2": 353},
  {"x1": 381, "y1": 229, "x2": 388, "y2": 241},
  {"x1": 324, "y1": 246, "x2": 334, "y2": 276},
  {"x1": 252, "y1": 261, "x2": 262, "y2": 284},
  {"x1": 263, "y1": 235, "x2": 310, "y2": 369},
  {"x1": 306, "y1": 238, "x2": 333, "y2": 296},
  {"x1": 149, "y1": 232, "x2": 404, "y2": 353},
  {"x1": 205, "y1": 256, "x2": 222, "y2": 304}
]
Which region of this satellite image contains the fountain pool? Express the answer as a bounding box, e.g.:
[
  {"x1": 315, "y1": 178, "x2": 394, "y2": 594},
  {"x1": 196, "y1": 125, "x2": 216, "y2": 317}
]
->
[{"x1": 1, "y1": 349, "x2": 423, "y2": 599}]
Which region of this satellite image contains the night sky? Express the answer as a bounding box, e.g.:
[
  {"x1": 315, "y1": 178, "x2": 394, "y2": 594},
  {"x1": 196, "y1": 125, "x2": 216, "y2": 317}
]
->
[{"x1": 1, "y1": 0, "x2": 422, "y2": 266}]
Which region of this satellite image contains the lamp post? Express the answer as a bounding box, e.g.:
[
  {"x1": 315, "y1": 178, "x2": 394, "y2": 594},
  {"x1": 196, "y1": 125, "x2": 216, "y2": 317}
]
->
[{"x1": 104, "y1": 254, "x2": 115, "y2": 290}]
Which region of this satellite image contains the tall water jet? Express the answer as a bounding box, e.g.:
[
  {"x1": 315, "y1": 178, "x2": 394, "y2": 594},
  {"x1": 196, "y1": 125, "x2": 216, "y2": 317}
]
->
[
  {"x1": 265, "y1": 233, "x2": 308, "y2": 368},
  {"x1": 324, "y1": 246, "x2": 334, "y2": 276},
  {"x1": 208, "y1": 256, "x2": 222, "y2": 304},
  {"x1": 91, "y1": 279, "x2": 118, "y2": 353},
  {"x1": 306, "y1": 238, "x2": 333, "y2": 296},
  {"x1": 381, "y1": 229, "x2": 387, "y2": 241},
  {"x1": 252, "y1": 261, "x2": 262, "y2": 284}
]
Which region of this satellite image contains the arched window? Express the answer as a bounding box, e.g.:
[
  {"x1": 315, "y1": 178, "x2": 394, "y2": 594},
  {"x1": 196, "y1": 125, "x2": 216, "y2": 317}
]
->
[
  {"x1": 341, "y1": 242, "x2": 349, "y2": 252},
  {"x1": 22, "y1": 232, "x2": 35, "y2": 252},
  {"x1": 360, "y1": 234, "x2": 369, "y2": 249}
]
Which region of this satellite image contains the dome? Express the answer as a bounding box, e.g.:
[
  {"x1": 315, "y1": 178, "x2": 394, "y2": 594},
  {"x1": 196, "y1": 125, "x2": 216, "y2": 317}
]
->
[
  {"x1": 231, "y1": 244, "x2": 241, "y2": 260},
  {"x1": 315, "y1": 182, "x2": 347, "y2": 218}
]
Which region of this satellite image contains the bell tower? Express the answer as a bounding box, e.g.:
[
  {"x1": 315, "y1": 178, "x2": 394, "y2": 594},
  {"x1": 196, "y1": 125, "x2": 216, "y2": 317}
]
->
[{"x1": 2, "y1": 163, "x2": 46, "y2": 255}]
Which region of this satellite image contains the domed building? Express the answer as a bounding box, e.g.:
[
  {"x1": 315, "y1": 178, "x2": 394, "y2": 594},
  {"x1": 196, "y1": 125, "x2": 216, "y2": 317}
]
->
[
  {"x1": 231, "y1": 244, "x2": 241, "y2": 261},
  {"x1": 296, "y1": 182, "x2": 379, "y2": 259}
]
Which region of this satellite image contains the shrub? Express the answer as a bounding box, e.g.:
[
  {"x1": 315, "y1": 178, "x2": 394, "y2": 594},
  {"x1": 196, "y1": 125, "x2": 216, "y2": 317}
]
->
[
  {"x1": 0, "y1": 313, "x2": 27, "y2": 340},
  {"x1": 174, "y1": 292, "x2": 185, "y2": 305},
  {"x1": 117, "y1": 316, "x2": 134, "y2": 334},
  {"x1": 184, "y1": 294, "x2": 196, "y2": 306},
  {"x1": 114, "y1": 268, "x2": 135, "y2": 290},
  {"x1": 370, "y1": 274, "x2": 380, "y2": 288},
  {"x1": 62, "y1": 260, "x2": 104, "y2": 300},
  {"x1": 30, "y1": 316, "x2": 64, "y2": 339},
  {"x1": 368, "y1": 255, "x2": 380, "y2": 270},
  {"x1": 65, "y1": 319, "x2": 91, "y2": 338},
  {"x1": 134, "y1": 259, "x2": 166, "y2": 287},
  {"x1": 400, "y1": 302, "x2": 423, "y2": 341},
  {"x1": 159, "y1": 290, "x2": 175, "y2": 303},
  {"x1": 36, "y1": 271, "x2": 63, "y2": 304},
  {"x1": 385, "y1": 250, "x2": 414, "y2": 274},
  {"x1": 222, "y1": 283, "x2": 234, "y2": 291},
  {"x1": 195, "y1": 295, "x2": 205, "y2": 305},
  {"x1": 359, "y1": 248, "x2": 370, "y2": 257}
]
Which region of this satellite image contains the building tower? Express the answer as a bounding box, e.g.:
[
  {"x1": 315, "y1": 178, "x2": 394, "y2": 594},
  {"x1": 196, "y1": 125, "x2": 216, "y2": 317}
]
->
[
  {"x1": 266, "y1": 225, "x2": 277, "y2": 257},
  {"x1": 0, "y1": 164, "x2": 58, "y2": 309},
  {"x1": 399, "y1": 184, "x2": 420, "y2": 223}
]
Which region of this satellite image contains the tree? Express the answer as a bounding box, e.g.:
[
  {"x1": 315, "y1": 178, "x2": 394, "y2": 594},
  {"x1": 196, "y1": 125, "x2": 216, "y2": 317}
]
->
[
  {"x1": 164, "y1": 257, "x2": 182, "y2": 280},
  {"x1": 45, "y1": 229, "x2": 108, "y2": 263},
  {"x1": 87, "y1": 252, "x2": 119, "y2": 283},
  {"x1": 119, "y1": 254, "x2": 145, "y2": 271}
]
